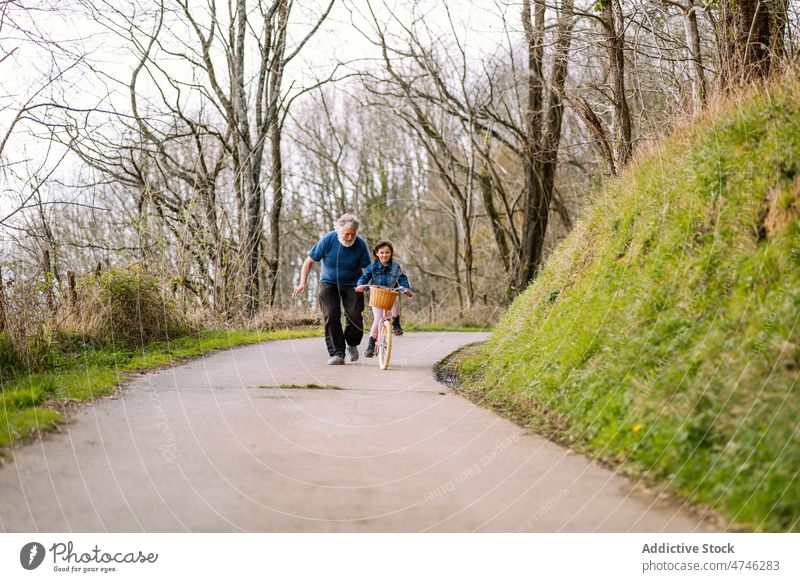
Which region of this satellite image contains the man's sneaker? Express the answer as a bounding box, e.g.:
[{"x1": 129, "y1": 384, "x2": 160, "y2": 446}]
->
[
  {"x1": 327, "y1": 354, "x2": 345, "y2": 365},
  {"x1": 392, "y1": 316, "x2": 404, "y2": 336},
  {"x1": 346, "y1": 345, "x2": 359, "y2": 362},
  {"x1": 364, "y1": 337, "x2": 377, "y2": 358}
]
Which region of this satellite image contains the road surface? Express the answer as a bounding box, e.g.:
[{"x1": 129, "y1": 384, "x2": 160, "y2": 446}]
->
[{"x1": 0, "y1": 332, "x2": 715, "y2": 532}]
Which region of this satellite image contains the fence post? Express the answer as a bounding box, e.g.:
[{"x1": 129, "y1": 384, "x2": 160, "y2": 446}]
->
[
  {"x1": 68, "y1": 270, "x2": 77, "y2": 307},
  {"x1": 43, "y1": 249, "x2": 55, "y2": 312},
  {"x1": 0, "y1": 270, "x2": 6, "y2": 333}
]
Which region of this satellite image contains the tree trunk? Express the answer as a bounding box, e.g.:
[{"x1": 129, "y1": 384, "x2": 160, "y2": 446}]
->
[
  {"x1": 684, "y1": 0, "x2": 707, "y2": 113},
  {"x1": 244, "y1": 176, "x2": 263, "y2": 317},
  {"x1": 453, "y1": 216, "x2": 464, "y2": 312},
  {"x1": 478, "y1": 164, "x2": 510, "y2": 271},
  {"x1": 232, "y1": 0, "x2": 263, "y2": 317},
  {"x1": 515, "y1": 0, "x2": 574, "y2": 293},
  {"x1": 600, "y1": 0, "x2": 632, "y2": 166},
  {"x1": 718, "y1": 0, "x2": 782, "y2": 85},
  {"x1": 532, "y1": 0, "x2": 575, "y2": 264},
  {"x1": 266, "y1": 0, "x2": 289, "y2": 308},
  {"x1": 267, "y1": 124, "x2": 283, "y2": 307},
  {"x1": 460, "y1": 204, "x2": 474, "y2": 309},
  {"x1": 199, "y1": 181, "x2": 224, "y2": 311},
  {"x1": 516, "y1": 0, "x2": 547, "y2": 292}
]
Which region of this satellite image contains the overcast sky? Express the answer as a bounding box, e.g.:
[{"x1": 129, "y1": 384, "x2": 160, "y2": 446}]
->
[{"x1": 1, "y1": 0, "x2": 520, "y2": 232}]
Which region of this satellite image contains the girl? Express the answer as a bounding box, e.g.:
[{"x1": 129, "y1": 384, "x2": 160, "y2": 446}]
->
[{"x1": 355, "y1": 240, "x2": 413, "y2": 358}]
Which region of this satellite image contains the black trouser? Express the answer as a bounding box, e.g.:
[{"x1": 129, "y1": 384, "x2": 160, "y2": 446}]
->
[{"x1": 318, "y1": 282, "x2": 365, "y2": 357}]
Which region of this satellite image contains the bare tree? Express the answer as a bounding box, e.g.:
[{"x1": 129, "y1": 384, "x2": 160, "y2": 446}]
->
[
  {"x1": 62, "y1": 0, "x2": 334, "y2": 316},
  {"x1": 358, "y1": 1, "x2": 483, "y2": 305},
  {"x1": 10, "y1": 0, "x2": 798, "y2": 327},
  {"x1": 356, "y1": 0, "x2": 578, "y2": 297}
]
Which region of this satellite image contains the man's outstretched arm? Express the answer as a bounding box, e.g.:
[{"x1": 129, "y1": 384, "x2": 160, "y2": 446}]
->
[{"x1": 292, "y1": 256, "x2": 316, "y2": 297}]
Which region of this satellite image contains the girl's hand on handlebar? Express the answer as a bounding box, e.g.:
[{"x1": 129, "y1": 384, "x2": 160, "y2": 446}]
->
[
  {"x1": 404, "y1": 290, "x2": 413, "y2": 297},
  {"x1": 355, "y1": 285, "x2": 365, "y2": 293}
]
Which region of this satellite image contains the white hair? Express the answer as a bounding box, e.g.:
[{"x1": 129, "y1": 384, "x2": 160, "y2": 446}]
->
[{"x1": 334, "y1": 213, "x2": 360, "y2": 232}]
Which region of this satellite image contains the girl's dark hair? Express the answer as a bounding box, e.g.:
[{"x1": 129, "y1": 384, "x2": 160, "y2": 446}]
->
[{"x1": 372, "y1": 240, "x2": 394, "y2": 258}]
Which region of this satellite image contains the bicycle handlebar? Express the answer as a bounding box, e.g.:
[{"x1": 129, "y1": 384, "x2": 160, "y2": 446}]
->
[{"x1": 364, "y1": 284, "x2": 410, "y2": 293}]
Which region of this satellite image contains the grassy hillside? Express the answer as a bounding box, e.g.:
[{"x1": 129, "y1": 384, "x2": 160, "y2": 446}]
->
[{"x1": 460, "y1": 75, "x2": 800, "y2": 532}]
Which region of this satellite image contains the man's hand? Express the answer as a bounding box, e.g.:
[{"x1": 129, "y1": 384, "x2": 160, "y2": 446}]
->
[{"x1": 292, "y1": 283, "x2": 307, "y2": 297}]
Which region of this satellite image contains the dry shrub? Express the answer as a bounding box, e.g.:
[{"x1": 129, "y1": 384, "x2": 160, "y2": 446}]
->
[
  {"x1": 405, "y1": 303, "x2": 503, "y2": 329},
  {"x1": 183, "y1": 305, "x2": 227, "y2": 331},
  {"x1": 0, "y1": 332, "x2": 23, "y2": 378},
  {"x1": 243, "y1": 307, "x2": 321, "y2": 331},
  {"x1": 0, "y1": 276, "x2": 55, "y2": 376},
  {"x1": 184, "y1": 305, "x2": 321, "y2": 332},
  {"x1": 72, "y1": 265, "x2": 189, "y2": 346}
]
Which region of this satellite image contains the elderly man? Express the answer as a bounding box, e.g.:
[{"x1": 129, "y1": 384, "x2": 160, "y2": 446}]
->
[{"x1": 292, "y1": 214, "x2": 371, "y2": 365}]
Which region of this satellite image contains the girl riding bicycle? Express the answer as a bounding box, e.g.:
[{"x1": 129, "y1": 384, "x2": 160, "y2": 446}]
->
[{"x1": 355, "y1": 240, "x2": 413, "y2": 358}]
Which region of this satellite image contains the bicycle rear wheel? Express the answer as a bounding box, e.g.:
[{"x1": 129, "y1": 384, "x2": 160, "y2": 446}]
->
[{"x1": 378, "y1": 318, "x2": 393, "y2": 370}]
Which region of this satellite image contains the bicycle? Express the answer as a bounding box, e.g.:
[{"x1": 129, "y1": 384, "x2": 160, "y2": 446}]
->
[{"x1": 364, "y1": 285, "x2": 411, "y2": 370}]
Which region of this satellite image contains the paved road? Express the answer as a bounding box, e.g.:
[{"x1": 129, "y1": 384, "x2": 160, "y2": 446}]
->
[{"x1": 0, "y1": 332, "x2": 714, "y2": 532}]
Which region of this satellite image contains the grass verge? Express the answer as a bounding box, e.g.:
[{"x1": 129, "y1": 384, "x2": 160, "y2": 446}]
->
[{"x1": 406, "y1": 324, "x2": 493, "y2": 333}]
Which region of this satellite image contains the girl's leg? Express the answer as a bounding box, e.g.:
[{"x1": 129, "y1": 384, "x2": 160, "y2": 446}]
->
[
  {"x1": 391, "y1": 297, "x2": 400, "y2": 317},
  {"x1": 370, "y1": 306, "x2": 383, "y2": 338}
]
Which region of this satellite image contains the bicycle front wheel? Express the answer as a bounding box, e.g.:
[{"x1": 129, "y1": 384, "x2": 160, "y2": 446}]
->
[{"x1": 378, "y1": 318, "x2": 393, "y2": 370}]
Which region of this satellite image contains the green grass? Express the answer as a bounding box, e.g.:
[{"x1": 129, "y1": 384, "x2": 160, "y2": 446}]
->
[
  {"x1": 406, "y1": 324, "x2": 493, "y2": 332},
  {"x1": 0, "y1": 327, "x2": 321, "y2": 450},
  {"x1": 459, "y1": 76, "x2": 800, "y2": 532},
  {"x1": 259, "y1": 383, "x2": 343, "y2": 390}
]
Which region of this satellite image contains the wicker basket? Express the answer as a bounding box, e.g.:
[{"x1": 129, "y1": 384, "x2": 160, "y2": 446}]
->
[{"x1": 368, "y1": 286, "x2": 399, "y2": 310}]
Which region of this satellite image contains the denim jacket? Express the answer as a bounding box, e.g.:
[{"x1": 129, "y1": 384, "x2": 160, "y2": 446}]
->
[{"x1": 357, "y1": 259, "x2": 410, "y2": 289}]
